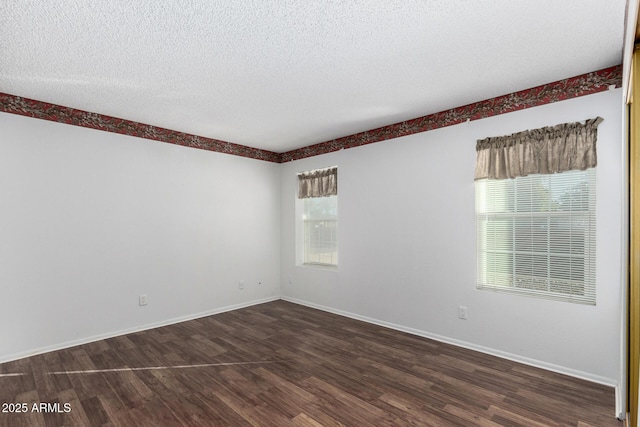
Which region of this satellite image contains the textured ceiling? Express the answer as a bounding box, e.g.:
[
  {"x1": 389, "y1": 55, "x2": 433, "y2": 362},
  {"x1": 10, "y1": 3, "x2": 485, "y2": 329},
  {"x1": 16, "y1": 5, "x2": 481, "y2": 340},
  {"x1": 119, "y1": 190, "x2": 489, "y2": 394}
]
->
[{"x1": 0, "y1": 0, "x2": 626, "y2": 153}]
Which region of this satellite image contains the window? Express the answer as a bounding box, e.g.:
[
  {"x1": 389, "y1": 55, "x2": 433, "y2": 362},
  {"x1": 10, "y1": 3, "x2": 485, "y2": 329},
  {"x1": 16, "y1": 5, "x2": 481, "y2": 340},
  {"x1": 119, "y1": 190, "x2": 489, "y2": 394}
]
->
[
  {"x1": 476, "y1": 169, "x2": 596, "y2": 304},
  {"x1": 474, "y1": 117, "x2": 602, "y2": 305},
  {"x1": 303, "y1": 195, "x2": 337, "y2": 265},
  {"x1": 476, "y1": 168, "x2": 596, "y2": 304},
  {"x1": 297, "y1": 167, "x2": 338, "y2": 267}
]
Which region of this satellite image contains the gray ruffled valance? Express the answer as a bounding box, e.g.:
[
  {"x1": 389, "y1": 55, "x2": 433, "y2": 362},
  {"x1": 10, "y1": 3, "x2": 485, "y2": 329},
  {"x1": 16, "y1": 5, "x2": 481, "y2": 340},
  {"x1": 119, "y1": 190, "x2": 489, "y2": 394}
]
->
[
  {"x1": 474, "y1": 117, "x2": 603, "y2": 180},
  {"x1": 297, "y1": 166, "x2": 337, "y2": 198}
]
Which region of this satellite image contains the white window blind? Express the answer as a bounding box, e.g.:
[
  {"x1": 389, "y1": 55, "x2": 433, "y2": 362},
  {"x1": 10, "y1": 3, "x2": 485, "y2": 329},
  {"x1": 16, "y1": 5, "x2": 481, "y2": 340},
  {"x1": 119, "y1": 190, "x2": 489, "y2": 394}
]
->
[{"x1": 476, "y1": 169, "x2": 596, "y2": 304}]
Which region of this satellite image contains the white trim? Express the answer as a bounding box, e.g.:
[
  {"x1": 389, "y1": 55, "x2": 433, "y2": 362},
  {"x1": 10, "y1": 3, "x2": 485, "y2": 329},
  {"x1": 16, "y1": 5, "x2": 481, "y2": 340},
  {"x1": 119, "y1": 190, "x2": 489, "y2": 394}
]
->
[
  {"x1": 616, "y1": 383, "x2": 627, "y2": 421},
  {"x1": 281, "y1": 296, "x2": 618, "y2": 388},
  {"x1": 618, "y1": 94, "x2": 631, "y2": 422},
  {"x1": 0, "y1": 297, "x2": 279, "y2": 365}
]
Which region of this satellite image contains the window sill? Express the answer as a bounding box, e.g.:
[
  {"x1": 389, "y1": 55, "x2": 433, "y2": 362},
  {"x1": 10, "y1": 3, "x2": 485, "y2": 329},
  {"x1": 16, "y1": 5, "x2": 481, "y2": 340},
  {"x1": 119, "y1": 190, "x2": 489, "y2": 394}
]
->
[{"x1": 300, "y1": 262, "x2": 338, "y2": 271}]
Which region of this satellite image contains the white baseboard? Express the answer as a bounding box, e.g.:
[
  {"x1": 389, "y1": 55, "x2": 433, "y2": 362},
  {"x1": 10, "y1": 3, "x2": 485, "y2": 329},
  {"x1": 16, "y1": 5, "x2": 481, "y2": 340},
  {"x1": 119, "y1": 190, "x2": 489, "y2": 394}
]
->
[
  {"x1": 281, "y1": 296, "x2": 618, "y2": 389},
  {"x1": 615, "y1": 384, "x2": 627, "y2": 422},
  {"x1": 0, "y1": 296, "x2": 279, "y2": 365}
]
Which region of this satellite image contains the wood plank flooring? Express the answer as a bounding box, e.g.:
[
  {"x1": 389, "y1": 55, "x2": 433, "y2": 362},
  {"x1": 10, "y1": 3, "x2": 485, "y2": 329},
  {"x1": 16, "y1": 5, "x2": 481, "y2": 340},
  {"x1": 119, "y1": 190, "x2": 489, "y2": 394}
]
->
[{"x1": 0, "y1": 300, "x2": 621, "y2": 426}]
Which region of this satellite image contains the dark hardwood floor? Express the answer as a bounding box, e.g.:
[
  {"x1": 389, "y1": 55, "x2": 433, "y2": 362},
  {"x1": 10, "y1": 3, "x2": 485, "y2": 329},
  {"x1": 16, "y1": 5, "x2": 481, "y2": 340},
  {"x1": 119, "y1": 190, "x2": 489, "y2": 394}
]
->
[{"x1": 0, "y1": 300, "x2": 620, "y2": 426}]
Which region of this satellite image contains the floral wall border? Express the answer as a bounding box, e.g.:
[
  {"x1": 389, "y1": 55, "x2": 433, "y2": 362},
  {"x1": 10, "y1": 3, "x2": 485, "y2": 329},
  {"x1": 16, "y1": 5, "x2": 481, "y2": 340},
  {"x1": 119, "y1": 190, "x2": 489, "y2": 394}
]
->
[
  {"x1": 0, "y1": 94, "x2": 282, "y2": 163},
  {"x1": 280, "y1": 65, "x2": 623, "y2": 162},
  {"x1": 0, "y1": 65, "x2": 622, "y2": 164}
]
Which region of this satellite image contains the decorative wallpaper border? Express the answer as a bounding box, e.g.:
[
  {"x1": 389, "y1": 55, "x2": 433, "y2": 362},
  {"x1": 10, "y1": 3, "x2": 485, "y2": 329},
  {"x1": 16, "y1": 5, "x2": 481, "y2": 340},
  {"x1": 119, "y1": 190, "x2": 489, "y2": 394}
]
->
[
  {"x1": 0, "y1": 94, "x2": 282, "y2": 163},
  {"x1": 0, "y1": 65, "x2": 622, "y2": 163},
  {"x1": 280, "y1": 65, "x2": 623, "y2": 162}
]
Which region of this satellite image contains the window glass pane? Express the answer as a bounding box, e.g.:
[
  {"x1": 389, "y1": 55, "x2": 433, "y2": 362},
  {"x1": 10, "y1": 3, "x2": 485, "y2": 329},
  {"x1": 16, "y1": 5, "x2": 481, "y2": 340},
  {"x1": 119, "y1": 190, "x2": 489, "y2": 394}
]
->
[
  {"x1": 303, "y1": 195, "x2": 337, "y2": 266},
  {"x1": 487, "y1": 217, "x2": 513, "y2": 251},
  {"x1": 487, "y1": 251, "x2": 513, "y2": 287},
  {"x1": 304, "y1": 195, "x2": 337, "y2": 219}
]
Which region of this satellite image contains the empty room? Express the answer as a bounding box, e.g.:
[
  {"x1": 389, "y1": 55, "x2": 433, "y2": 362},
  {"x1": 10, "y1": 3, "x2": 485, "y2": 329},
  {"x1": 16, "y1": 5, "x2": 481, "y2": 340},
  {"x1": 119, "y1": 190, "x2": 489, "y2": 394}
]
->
[{"x1": 1, "y1": 0, "x2": 639, "y2": 426}]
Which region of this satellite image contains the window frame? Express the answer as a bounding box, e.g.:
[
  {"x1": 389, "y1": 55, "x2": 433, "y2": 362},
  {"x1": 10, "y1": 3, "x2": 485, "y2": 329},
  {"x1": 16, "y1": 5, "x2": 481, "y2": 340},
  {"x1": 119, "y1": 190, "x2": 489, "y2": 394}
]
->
[
  {"x1": 302, "y1": 195, "x2": 338, "y2": 267},
  {"x1": 296, "y1": 167, "x2": 338, "y2": 269}
]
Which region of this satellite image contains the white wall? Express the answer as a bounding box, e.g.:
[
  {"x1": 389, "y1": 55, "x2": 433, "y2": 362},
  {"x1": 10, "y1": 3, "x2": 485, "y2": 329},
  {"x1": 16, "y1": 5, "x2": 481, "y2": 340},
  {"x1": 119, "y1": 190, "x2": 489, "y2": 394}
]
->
[
  {"x1": 280, "y1": 88, "x2": 624, "y2": 386},
  {"x1": 0, "y1": 88, "x2": 625, "y2": 398},
  {"x1": 0, "y1": 112, "x2": 281, "y2": 362}
]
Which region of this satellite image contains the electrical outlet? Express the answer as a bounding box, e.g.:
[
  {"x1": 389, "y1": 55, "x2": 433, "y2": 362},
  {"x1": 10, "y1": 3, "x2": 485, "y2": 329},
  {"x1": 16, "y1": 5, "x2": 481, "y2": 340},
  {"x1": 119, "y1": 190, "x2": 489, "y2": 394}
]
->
[
  {"x1": 139, "y1": 294, "x2": 148, "y2": 306},
  {"x1": 288, "y1": 276, "x2": 293, "y2": 285},
  {"x1": 458, "y1": 306, "x2": 467, "y2": 320},
  {"x1": 238, "y1": 281, "x2": 245, "y2": 290}
]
